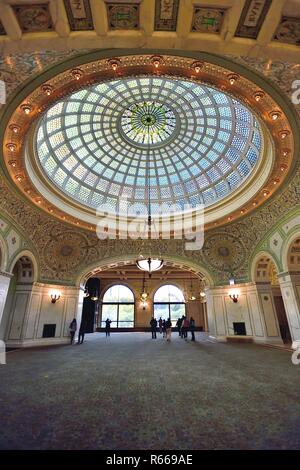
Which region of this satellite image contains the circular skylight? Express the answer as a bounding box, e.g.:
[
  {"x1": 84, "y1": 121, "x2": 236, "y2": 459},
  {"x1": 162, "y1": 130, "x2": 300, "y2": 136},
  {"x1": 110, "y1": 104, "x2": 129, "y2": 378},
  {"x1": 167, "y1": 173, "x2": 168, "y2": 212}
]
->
[{"x1": 36, "y1": 76, "x2": 262, "y2": 215}]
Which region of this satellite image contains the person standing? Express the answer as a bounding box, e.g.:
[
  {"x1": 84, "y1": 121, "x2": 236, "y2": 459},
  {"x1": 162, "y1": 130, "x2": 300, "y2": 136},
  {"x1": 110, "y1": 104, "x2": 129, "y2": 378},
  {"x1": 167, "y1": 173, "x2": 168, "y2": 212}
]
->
[
  {"x1": 166, "y1": 317, "x2": 172, "y2": 342},
  {"x1": 69, "y1": 318, "x2": 77, "y2": 345},
  {"x1": 158, "y1": 317, "x2": 163, "y2": 334},
  {"x1": 105, "y1": 318, "x2": 112, "y2": 337},
  {"x1": 150, "y1": 316, "x2": 157, "y2": 339},
  {"x1": 176, "y1": 317, "x2": 183, "y2": 336},
  {"x1": 78, "y1": 321, "x2": 86, "y2": 344},
  {"x1": 182, "y1": 316, "x2": 190, "y2": 340},
  {"x1": 190, "y1": 317, "x2": 196, "y2": 342},
  {"x1": 162, "y1": 319, "x2": 166, "y2": 338}
]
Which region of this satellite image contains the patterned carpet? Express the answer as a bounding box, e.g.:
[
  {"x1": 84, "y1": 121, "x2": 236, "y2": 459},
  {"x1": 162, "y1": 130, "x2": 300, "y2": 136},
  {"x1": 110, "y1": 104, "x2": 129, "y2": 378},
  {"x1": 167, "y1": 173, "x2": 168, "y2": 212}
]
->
[{"x1": 0, "y1": 332, "x2": 300, "y2": 450}]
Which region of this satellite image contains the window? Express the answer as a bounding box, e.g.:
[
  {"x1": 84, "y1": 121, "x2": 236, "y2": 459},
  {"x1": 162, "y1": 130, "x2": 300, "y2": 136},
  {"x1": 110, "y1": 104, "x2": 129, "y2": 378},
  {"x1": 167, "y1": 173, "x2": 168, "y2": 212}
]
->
[
  {"x1": 154, "y1": 285, "x2": 186, "y2": 327},
  {"x1": 101, "y1": 284, "x2": 134, "y2": 328}
]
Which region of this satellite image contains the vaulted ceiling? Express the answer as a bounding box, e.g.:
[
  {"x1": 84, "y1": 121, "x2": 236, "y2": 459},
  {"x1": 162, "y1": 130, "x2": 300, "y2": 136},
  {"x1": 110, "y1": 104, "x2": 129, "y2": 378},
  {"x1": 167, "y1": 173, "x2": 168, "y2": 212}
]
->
[{"x1": 0, "y1": 0, "x2": 299, "y2": 62}]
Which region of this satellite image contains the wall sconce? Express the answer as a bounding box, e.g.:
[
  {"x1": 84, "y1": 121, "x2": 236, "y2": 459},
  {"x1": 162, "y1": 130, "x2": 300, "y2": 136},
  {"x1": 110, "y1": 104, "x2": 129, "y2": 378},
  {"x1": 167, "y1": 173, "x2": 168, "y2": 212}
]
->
[
  {"x1": 141, "y1": 300, "x2": 148, "y2": 311},
  {"x1": 229, "y1": 291, "x2": 239, "y2": 303},
  {"x1": 50, "y1": 292, "x2": 61, "y2": 304}
]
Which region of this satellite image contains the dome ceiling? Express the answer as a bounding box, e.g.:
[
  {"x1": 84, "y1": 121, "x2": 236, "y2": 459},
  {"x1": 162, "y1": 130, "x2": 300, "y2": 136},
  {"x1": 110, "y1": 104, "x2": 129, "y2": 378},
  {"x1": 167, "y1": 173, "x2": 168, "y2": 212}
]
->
[
  {"x1": 36, "y1": 77, "x2": 261, "y2": 216},
  {"x1": 1, "y1": 51, "x2": 295, "y2": 232}
]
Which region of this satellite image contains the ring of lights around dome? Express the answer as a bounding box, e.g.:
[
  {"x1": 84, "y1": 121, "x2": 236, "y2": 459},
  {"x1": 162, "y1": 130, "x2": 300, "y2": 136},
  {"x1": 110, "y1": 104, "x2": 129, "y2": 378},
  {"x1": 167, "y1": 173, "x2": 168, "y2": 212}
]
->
[{"x1": 1, "y1": 50, "x2": 297, "y2": 233}]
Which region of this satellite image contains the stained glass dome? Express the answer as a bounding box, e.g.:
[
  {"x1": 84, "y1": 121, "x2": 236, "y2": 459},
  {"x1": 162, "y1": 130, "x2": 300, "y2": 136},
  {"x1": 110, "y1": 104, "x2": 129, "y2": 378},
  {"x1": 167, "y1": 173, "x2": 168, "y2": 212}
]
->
[{"x1": 36, "y1": 76, "x2": 262, "y2": 215}]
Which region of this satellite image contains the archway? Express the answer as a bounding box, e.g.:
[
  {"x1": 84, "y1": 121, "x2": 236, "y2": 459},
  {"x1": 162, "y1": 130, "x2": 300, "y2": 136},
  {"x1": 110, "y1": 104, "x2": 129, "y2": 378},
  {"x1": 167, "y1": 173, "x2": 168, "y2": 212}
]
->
[
  {"x1": 253, "y1": 253, "x2": 291, "y2": 344},
  {"x1": 78, "y1": 258, "x2": 210, "y2": 333}
]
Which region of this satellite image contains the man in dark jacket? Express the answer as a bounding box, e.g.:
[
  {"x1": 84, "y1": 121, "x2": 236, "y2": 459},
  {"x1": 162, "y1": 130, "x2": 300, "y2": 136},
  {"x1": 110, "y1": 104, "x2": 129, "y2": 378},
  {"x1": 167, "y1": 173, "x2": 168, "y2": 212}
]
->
[{"x1": 150, "y1": 317, "x2": 157, "y2": 339}]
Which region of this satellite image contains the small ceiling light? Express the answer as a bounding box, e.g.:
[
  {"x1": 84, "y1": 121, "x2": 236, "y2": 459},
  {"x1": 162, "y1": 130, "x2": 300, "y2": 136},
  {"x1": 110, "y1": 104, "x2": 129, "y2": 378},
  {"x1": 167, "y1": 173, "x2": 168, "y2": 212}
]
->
[
  {"x1": 254, "y1": 91, "x2": 265, "y2": 102},
  {"x1": 41, "y1": 84, "x2": 54, "y2": 96},
  {"x1": 252, "y1": 201, "x2": 257, "y2": 206},
  {"x1": 280, "y1": 164, "x2": 287, "y2": 172},
  {"x1": 191, "y1": 61, "x2": 203, "y2": 74},
  {"x1": 279, "y1": 130, "x2": 290, "y2": 139},
  {"x1": 9, "y1": 124, "x2": 20, "y2": 134},
  {"x1": 71, "y1": 68, "x2": 83, "y2": 80},
  {"x1": 228, "y1": 73, "x2": 239, "y2": 85},
  {"x1": 151, "y1": 55, "x2": 162, "y2": 68},
  {"x1": 6, "y1": 143, "x2": 16, "y2": 152},
  {"x1": 263, "y1": 190, "x2": 269, "y2": 197},
  {"x1": 269, "y1": 111, "x2": 281, "y2": 121},
  {"x1": 20, "y1": 104, "x2": 32, "y2": 115},
  {"x1": 282, "y1": 149, "x2": 289, "y2": 157},
  {"x1": 26, "y1": 188, "x2": 31, "y2": 194},
  {"x1": 273, "y1": 179, "x2": 279, "y2": 185},
  {"x1": 36, "y1": 198, "x2": 42, "y2": 204},
  {"x1": 240, "y1": 209, "x2": 245, "y2": 214},
  {"x1": 8, "y1": 160, "x2": 17, "y2": 167},
  {"x1": 48, "y1": 207, "x2": 54, "y2": 213},
  {"x1": 16, "y1": 174, "x2": 23, "y2": 182},
  {"x1": 108, "y1": 58, "x2": 121, "y2": 71}
]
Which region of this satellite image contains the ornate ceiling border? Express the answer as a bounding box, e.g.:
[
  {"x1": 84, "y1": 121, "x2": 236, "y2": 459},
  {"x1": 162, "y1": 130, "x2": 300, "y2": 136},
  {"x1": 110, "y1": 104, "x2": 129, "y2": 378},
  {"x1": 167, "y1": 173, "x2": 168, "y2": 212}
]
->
[{"x1": 0, "y1": 49, "x2": 299, "y2": 233}]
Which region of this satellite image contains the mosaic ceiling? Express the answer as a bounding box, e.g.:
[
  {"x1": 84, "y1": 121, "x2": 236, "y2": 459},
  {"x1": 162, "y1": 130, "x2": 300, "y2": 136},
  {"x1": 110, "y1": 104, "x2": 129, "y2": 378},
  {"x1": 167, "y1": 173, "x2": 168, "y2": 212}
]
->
[
  {"x1": 0, "y1": 1, "x2": 299, "y2": 61},
  {"x1": 36, "y1": 77, "x2": 261, "y2": 215}
]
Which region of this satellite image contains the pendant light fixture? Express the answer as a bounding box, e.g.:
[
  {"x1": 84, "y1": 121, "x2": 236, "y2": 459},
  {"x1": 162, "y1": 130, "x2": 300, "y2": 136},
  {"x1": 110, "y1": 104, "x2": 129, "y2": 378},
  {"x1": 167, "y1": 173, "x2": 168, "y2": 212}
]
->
[{"x1": 136, "y1": 104, "x2": 164, "y2": 274}]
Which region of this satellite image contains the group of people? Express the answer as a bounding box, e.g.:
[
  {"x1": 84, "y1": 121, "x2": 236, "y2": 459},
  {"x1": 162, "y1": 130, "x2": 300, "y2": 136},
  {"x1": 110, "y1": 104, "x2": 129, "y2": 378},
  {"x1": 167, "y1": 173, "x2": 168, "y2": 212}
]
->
[
  {"x1": 69, "y1": 317, "x2": 112, "y2": 344},
  {"x1": 69, "y1": 318, "x2": 85, "y2": 345},
  {"x1": 70, "y1": 315, "x2": 196, "y2": 344},
  {"x1": 150, "y1": 315, "x2": 196, "y2": 342}
]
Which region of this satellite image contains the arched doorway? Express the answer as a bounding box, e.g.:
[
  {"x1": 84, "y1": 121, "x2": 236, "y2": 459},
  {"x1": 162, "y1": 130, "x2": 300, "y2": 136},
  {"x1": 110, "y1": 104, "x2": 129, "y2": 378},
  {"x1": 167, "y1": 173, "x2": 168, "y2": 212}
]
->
[{"x1": 254, "y1": 254, "x2": 291, "y2": 344}]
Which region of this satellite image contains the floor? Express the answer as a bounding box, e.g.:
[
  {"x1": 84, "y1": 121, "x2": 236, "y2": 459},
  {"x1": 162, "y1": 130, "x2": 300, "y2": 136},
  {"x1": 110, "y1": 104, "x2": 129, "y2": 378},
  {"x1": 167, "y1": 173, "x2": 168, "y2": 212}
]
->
[{"x1": 0, "y1": 332, "x2": 300, "y2": 450}]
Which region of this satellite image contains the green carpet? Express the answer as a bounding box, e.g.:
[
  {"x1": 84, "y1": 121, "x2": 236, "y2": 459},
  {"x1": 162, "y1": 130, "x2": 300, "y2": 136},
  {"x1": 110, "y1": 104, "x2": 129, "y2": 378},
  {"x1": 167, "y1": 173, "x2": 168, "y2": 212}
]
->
[{"x1": 0, "y1": 332, "x2": 300, "y2": 450}]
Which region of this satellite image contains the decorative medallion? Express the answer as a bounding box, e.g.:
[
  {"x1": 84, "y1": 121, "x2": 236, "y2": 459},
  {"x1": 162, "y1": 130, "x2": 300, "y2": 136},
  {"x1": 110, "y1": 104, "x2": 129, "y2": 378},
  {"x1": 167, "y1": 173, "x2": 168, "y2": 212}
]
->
[
  {"x1": 154, "y1": 0, "x2": 179, "y2": 31},
  {"x1": 235, "y1": 0, "x2": 271, "y2": 39},
  {"x1": 43, "y1": 232, "x2": 89, "y2": 272},
  {"x1": 106, "y1": 2, "x2": 140, "y2": 30},
  {"x1": 120, "y1": 101, "x2": 177, "y2": 147},
  {"x1": 191, "y1": 7, "x2": 226, "y2": 33},
  {"x1": 273, "y1": 17, "x2": 300, "y2": 46},
  {"x1": 12, "y1": 4, "x2": 54, "y2": 33},
  {"x1": 64, "y1": 0, "x2": 94, "y2": 31},
  {"x1": 202, "y1": 234, "x2": 247, "y2": 272},
  {"x1": 0, "y1": 20, "x2": 6, "y2": 35}
]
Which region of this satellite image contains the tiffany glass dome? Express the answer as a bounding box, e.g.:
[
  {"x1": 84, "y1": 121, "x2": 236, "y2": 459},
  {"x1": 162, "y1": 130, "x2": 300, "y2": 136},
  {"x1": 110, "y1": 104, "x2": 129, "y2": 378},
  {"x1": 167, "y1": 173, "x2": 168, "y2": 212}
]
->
[{"x1": 36, "y1": 76, "x2": 262, "y2": 216}]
